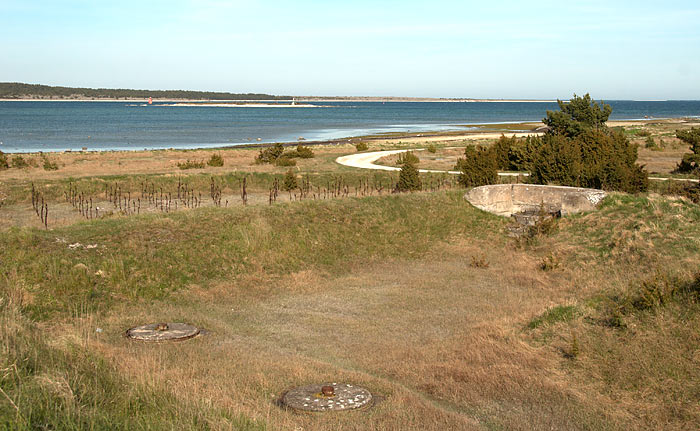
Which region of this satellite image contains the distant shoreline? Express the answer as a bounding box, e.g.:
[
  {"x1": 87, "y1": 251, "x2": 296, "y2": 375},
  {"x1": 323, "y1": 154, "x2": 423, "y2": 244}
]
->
[{"x1": 0, "y1": 97, "x2": 557, "y2": 103}]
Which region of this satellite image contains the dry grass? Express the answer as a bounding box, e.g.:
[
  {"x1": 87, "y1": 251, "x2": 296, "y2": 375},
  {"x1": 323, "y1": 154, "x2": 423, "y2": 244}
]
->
[{"x1": 3, "y1": 120, "x2": 700, "y2": 429}]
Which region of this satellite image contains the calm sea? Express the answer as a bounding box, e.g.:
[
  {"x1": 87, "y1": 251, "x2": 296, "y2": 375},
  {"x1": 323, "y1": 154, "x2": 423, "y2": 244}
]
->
[{"x1": 1, "y1": 100, "x2": 699, "y2": 153}]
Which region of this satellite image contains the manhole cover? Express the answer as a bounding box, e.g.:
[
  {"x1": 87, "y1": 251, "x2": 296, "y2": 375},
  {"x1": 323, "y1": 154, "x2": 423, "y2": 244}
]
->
[
  {"x1": 282, "y1": 383, "x2": 373, "y2": 412},
  {"x1": 125, "y1": 322, "x2": 200, "y2": 342}
]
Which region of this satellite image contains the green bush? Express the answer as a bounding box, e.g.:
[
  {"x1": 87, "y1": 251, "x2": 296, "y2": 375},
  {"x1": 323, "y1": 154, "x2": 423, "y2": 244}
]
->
[
  {"x1": 355, "y1": 142, "x2": 369, "y2": 152},
  {"x1": 282, "y1": 169, "x2": 298, "y2": 191},
  {"x1": 177, "y1": 159, "x2": 205, "y2": 169},
  {"x1": 295, "y1": 144, "x2": 315, "y2": 158},
  {"x1": 42, "y1": 156, "x2": 59, "y2": 171},
  {"x1": 529, "y1": 94, "x2": 648, "y2": 193},
  {"x1": 395, "y1": 161, "x2": 422, "y2": 192},
  {"x1": 11, "y1": 155, "x2": 29, "y2": 168},
  {"x1": 602, "y1": 272, "x2": 700, "y2": 328},
  {"x1": 396, "y1": 151, "x2": 420, "y2": 166},
  {"x1": 0, "y1": 151, "x2": 8, "y2": 169},
  {"x1": 274, "y1": 156, "x2": 297, "y2": 167},
  {"x1": 544, "y1": 93, "x2": 612, "y2": 137},
  {"x1": 488, "y1": 135, "x2": 516, "y2": 170},
  {"x1": 675, "y1": 127, "x2": 700, "y2": 173},
  {"x1": 454, "y1": 145, "x2": 498, "y2": 187},
  {"x1": 427, "y1": 144, "x2": 437, "y2": 153},
  {"x1": 645, "y1": 136, "x2": 657, "y2": 149},
  {"x1": 507, "y1": 136, "x2": 539, "y2": 172},
  {"x1": 255, "y1": 143, "x2": 284, "y2": 164},
  {"x1": 207, "y1": 153, "x2": 224, "y2": 167}
]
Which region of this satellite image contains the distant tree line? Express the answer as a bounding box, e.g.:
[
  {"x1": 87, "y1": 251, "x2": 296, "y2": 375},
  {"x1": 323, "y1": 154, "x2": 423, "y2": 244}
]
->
[{"x1": 0, "y1": 82, "x2": 290, "y2": 100}]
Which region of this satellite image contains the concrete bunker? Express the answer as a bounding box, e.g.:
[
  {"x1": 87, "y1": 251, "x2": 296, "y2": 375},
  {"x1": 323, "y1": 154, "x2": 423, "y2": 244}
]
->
[
  {"x1": 281, "y1": 383, "x2": 373, "y2": 412},
  {"x1": 464, "y1": 184, "x2": 607, "y2": 217}
]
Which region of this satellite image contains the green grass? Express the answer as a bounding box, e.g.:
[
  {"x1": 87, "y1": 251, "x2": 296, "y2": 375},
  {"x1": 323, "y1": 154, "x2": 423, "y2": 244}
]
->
[
  {"x1": 527, "y1": 305, "x2": 578, "y2": 329},
  {"x1": 0, "y1": 191, "x2": 503, "y2": 320}
]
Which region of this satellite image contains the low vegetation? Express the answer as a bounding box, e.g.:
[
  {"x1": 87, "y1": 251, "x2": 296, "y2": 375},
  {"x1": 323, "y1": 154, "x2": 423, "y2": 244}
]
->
[
  {"x1": 41, "y1": 155, "x2": 59, "y2": 171},
  {"x1": 675, "y1": 127, "x2": 700, "y2": 173},
  {"x1": 177, "y1": 159, "x2": 206, "y2": 170},
  {"x1": 355, "y1": 142, "x2": 369, "y2": 151},
  {"x1": 207, "y1": 153, "x2": 224, "y2": 167},
  {"x1": 255, "y1": 143, "x2": 314, "y2": 166},
  {"x1": 11, "y1": 155, "x2": 30, "y2": 169},
  {"x1": 454, "y1": 145, "x2": 498, "y2": 187}
]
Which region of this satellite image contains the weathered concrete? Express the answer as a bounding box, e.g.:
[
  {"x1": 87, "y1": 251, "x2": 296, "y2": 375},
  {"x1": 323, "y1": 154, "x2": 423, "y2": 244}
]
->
[
  {"x1": 464, "y1": 184, "x2": 606, "y2": 217},
  {"x1": 282, "y1": 383, "x2": 373, "y2": 412},
  {"x1": 125, "y1": 322, "x2": 200, "y2": 342}
]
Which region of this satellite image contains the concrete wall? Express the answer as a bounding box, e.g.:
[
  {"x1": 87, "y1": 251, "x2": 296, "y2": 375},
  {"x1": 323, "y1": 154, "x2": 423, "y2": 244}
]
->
[{"x1": 464, "y1": 184, "x2": 607, "y2": 217}]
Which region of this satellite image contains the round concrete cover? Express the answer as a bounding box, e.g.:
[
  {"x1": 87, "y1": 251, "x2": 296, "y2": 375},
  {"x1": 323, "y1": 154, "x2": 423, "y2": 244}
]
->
[
  {"x1": 126, "y1": 322, "x2": 200, "y2": 341},
  {"x1": 282, "y1": 383, "x2": 372, "y2": 412}
]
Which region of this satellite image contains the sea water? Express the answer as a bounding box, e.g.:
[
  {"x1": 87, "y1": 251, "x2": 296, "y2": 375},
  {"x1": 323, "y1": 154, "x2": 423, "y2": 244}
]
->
[{"x1": 0, "y1": 100, "x2": 699, "y2": 153}]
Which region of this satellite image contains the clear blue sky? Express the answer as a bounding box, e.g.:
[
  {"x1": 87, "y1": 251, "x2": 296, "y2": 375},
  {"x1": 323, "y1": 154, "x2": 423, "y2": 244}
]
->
[{"x1": 1, "y1": 0, "x2": 699, "y2": 99}]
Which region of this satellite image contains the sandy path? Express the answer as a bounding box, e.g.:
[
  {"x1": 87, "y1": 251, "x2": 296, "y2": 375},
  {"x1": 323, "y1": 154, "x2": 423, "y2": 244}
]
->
[{"x1": 336, "y1": 149, "x2": 525, "y2": 176}]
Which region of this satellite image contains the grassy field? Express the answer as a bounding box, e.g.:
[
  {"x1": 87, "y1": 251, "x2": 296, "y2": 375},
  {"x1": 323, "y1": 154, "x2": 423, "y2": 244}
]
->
[{"x1": 2, "y1": 119, "x2": 700, "y2": 429}]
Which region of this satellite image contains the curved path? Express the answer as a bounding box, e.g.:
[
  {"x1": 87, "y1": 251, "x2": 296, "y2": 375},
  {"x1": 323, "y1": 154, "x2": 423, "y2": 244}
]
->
[
  {"x1": 336, "y1": 149, "x2": 699, "y2": 183},
  {"x1": 336, "y1": 149, "x2": 525, "y2": 177}
]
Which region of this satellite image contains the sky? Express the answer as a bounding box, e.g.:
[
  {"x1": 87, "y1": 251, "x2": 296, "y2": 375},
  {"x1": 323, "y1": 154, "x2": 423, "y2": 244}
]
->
[{"x1": 1, "y1": 0, "x2": 699, "y2": 99}]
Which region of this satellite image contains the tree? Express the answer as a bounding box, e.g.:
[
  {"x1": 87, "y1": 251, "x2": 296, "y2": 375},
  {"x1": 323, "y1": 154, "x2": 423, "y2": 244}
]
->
[
  {"x1": 255, "y1": 143, "x2": 284, "y2": 164},
  {"x1": 530, "y1": 128, "x2": 648, "y2": 193},
  {"x1": 454, "y1": 145, "x2": 498, "y2": 187},
  {"x1": 282, "y1": 169, "x2": 298, "y2": 191},
  {"x1": 0, "y1": 151, "x2": 8, "y2": 170},
  {"x1": 544, "y1": 93, "x2": 612, "y2": 137},
  {"x1": 395, "y1": 153, "x2": 422, "y2": 192},
  {"x1": 528, "y1": 93, "x2": 648, "y2": 193},
  {"x1": 675, "y1": 127, "x2": 700, "y2": 173}
]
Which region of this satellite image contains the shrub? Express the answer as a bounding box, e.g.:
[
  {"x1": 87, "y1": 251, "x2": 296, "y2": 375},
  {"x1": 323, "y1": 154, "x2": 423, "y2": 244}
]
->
[
  {"x1": 395, "y1": 161, "x2": 422, "y2": 192},
  {"x1": 454, "y1": 145, "x2": 498, "y2": 187},
  {"x1": 207, "y1": 153, "x2": 224, "y2": 167},
  {"x1": 177, "y1": 159, "x2": 205, "y2": 169},
  {"x1": 0, "y1": 151, "x2": 8, "y2": 169},
  {"x1": 427, "y1": 144, "x2": 437, "y2": 153},
  {"x1": 295, "y1": 144, "x2": 314, "y2": 158},
  {"x1": 396, "y1": 151, "x2": 420, "y2": 167},
  {"x1": 488, "y1": 135, "x2": 516, "y2": 170},
  {"x1": 675, "y1": 127, "x2": 700, "y2": 173},
  {"x1": 255, "y1": 143, "x2": 284, "y2": 164},
  {"x1": 507, "y1": 136, "x2": 538, "y2": 172},
  {"x1": 544, "y1": 93, "x2": 612, "y2": 137},
  {"x1": 11, "y1": 155, "x2": 29, "y2": 168},
  {"x1": 530, "y1": 120, "x2": 648, "y2": 193},
  {"x1": 539, "y1": 253, "x2": 560, "y2": 271},
  {"x1": 645, "y1": 136, "x2": 657, "y2": 149},
  {"x1": 470, "y1": 254, "x2": 489, "y2": 268},
  {"x1": 274, "y1": 156, "x2": 297, "y2": 167},
  {"x1": 601, "y1": 271, "x2": 700, "y2": 328},
  {"x1": 42, "y1": 156, "x2": 59, "y2": 171},
  {"x1": 355, "y1": 142, "x2": 369, "y2": 152},
  {"x1": 282, "y1": 169, "x2": 298, "y2": 191}
]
